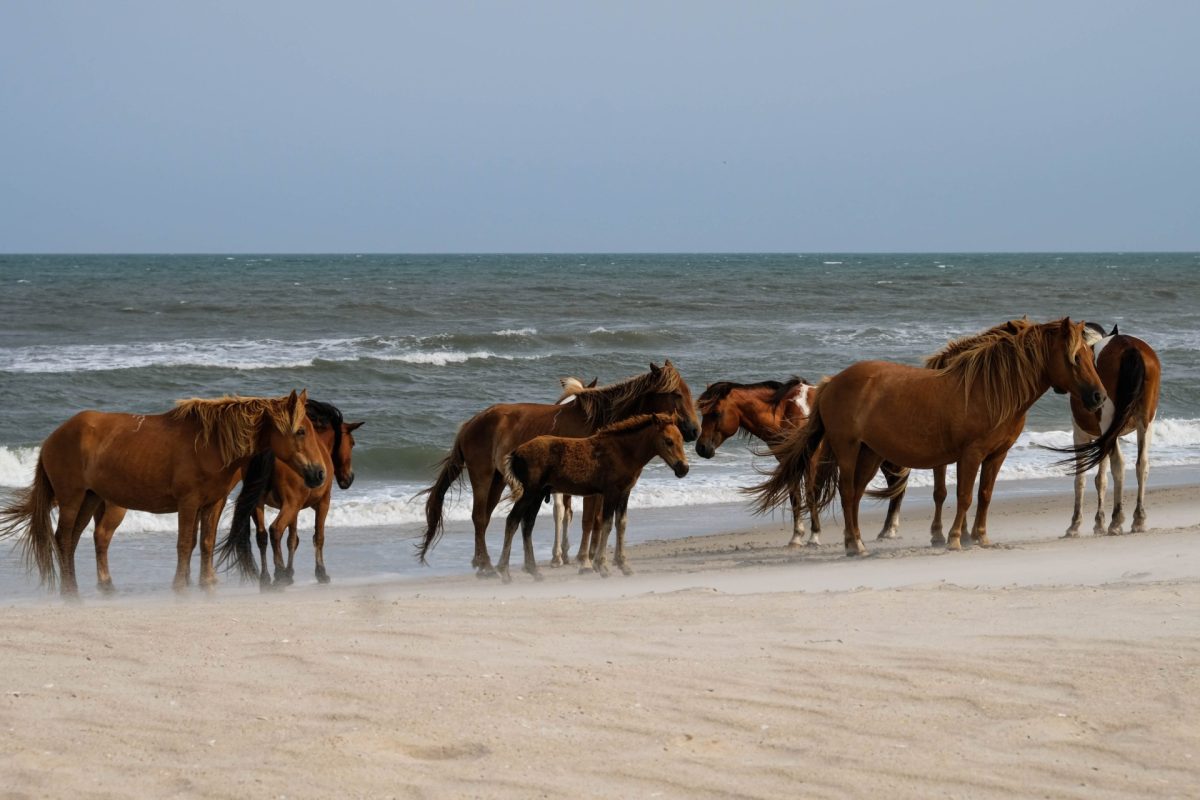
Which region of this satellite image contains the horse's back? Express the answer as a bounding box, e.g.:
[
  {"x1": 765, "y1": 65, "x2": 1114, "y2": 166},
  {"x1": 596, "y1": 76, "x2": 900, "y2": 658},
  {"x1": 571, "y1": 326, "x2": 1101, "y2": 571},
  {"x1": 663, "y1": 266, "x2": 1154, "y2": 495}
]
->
[
  {"x1": 1075, "y1": 335, "x2": 1162, "y2": 435},
  {"x1": 458, "y1": 401, "x2": 589, "y2": 469}
]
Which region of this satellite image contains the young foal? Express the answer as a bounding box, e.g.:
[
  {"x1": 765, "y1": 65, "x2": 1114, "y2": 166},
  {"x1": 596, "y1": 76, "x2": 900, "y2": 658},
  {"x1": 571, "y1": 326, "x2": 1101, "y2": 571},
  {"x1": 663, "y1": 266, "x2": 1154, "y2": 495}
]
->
[
  {"x1": 498, "y1": 413, "x2": 690, "y2": 581},
  {"x1": 1065, "y1": 324, "x2": 1162, "y2": 536},
  {"x1": 695, "y1": 377, "x2": 909, "y2": 546}
]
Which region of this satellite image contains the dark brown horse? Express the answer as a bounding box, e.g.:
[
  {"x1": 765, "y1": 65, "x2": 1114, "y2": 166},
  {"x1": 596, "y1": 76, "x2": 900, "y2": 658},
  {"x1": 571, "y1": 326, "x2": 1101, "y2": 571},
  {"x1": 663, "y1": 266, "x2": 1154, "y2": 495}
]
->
[
  {"x1": 1063, "y1": 324, "x2": 1162, "y2": 536},
  {"x1": 750, "y1": 319, "x2": 1108, "y2": 555},
  {"x1": 216, "y1": 399, "x2": 362, "y2": 587},
  {"x1": 499, "y1": 413, "x2": 690, "y2": 581},
  {"x1": 0, "y1": 391, "x2": 326, "y2": 596},
  {"x1": 417, "y1": 362, "x2": 698, "y2": 575},
  {"x1": 695, "y1": 377, "x2": 909, "y2": 546}
]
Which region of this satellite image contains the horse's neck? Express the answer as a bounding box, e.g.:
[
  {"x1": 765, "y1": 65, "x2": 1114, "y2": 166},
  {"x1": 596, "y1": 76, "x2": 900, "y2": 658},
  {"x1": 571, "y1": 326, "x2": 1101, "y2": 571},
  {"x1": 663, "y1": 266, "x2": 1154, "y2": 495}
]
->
[
  {"x1": 736, "y1": 392, "x2": 786, "y2": 440},
  {"x1": 604, "y1": 427, "x2": 660, "y2": 466}
]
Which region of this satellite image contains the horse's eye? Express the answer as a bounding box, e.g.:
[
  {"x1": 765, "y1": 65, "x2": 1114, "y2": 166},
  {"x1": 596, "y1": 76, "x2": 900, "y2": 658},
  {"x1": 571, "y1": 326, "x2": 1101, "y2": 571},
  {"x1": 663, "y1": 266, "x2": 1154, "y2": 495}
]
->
[{"x1": 296, "y1": 428, "x2": 306, "y2": 437}]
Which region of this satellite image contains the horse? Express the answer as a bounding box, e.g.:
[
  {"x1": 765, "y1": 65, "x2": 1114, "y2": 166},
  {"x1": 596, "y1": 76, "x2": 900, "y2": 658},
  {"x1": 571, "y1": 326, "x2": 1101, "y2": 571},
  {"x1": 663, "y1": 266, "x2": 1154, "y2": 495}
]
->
[
  {"x1": 0, "y1": 391, "x2": 326, "y2": 597},
  {"x1": 1064, "y1": 324, "x2": 1162, "y2": 536},
  {"x1": 695, "y1": 377, "x2": 909, "y2": 547},
  {"x1": 498, "y1": 413, "x2": 690, "y2": 581},
  {"x1": 216, "y1": 399, "x2": 363, "y2": 588},
  {"x1": 748, "y1": 318, "x2": 1109, "y2": 555},
  {"x1": 417, "y1": 361, "x2": 700, "y2": 576}
]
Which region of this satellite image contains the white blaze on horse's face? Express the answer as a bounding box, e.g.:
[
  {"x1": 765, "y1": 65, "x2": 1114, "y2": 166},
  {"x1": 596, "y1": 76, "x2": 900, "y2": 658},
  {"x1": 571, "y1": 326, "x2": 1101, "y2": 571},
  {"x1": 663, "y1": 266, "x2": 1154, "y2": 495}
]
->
[{"x1": 793, "y1": 386, "x2": 813, "y2": 418}]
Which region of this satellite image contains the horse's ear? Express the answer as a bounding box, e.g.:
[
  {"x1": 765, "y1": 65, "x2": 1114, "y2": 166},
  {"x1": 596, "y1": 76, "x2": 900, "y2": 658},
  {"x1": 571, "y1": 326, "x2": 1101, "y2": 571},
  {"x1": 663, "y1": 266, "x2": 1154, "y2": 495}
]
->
[
  {"x1": 1110, "y1": 324, "x2": 1119, "y2": 337},
  {"x1": 587, "y1": 377, "x2": 598, "y2": 388},
  {"x1": 649, "y1": 362, "x2": 661, "y2": 375},
  {"x1": 1060, "y1": 317, "x2": 1073, "y2": 335},
  {"x1": 346, "y1": 421, "x2": 365, "y2": 432},
  {"x1": 664, "y1": 359, "x2": 674, "y2": 369},
  {"x1": 1003, "y1": 321, "x2": 1018, "y2": 334}
]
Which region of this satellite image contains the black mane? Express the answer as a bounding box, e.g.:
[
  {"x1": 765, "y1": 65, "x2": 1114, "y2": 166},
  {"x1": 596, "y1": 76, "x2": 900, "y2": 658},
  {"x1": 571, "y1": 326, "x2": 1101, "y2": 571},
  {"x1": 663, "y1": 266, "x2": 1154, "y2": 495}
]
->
[{"x1": 305, "y1": 399, "x2": 345, "y2": 475}]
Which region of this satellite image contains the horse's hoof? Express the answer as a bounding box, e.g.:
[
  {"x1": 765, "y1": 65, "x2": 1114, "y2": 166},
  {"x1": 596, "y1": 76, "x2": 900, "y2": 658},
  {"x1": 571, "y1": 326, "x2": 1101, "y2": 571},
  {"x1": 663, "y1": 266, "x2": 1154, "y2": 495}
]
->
[
  {"x1": 1132, "y1": 519, "x2": 1147, "y2": 534},
  {"x1": 315, "y1": 571, "x2": 331, "y2": 585},
  {"x1": 594, "y1": 564, "x2": 611, "y2": 578},
  {"x1": 946, "y1": 539, "x2": 962, "y2": 552},
  {"x1": 529, "y1": 571, "x2": 545, "y2": 582},
  {"x1": 476, "y1": 567, "x2": 498, "y2": 580},
  {"x1": 550, "y1": 556, "x2": 564, "y2": 567},
  {"x1": 499, "y1": 571, "x2": 512, "y2": 584},
  {"x1": 619, "y1": 564, "x2": 634, "y2": 576},
  {"x1": 97, "y1": 581, "x2": 117, "y2": 596},
  {"x1": 273, "y1": 574, "x2": 293, "y2": 587},
  {"x1": 930, "y1": 535, "x2": 946, "y2": 547},
  {"x1": 1107, "y1": 524, "x2": 1125, "y2": 536},
  {"x1": 973, "y1": 535, "x2": 993, "y2": 548},
  {"x1": 1063, "y1": 528, "x2": 1080, "y2": 538}
]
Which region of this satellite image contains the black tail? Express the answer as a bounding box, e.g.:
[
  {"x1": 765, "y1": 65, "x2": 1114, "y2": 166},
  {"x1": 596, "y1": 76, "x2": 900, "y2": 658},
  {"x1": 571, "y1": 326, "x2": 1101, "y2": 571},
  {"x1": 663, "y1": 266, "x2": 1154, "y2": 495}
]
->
[
  {"x1": 1051, "y1": 345, "x2": 1146, "y2": 474},
  {"x1": 745, "y1": 396, "x2": 836, "y2": 518},
  {"x1": 416, "y1": 440, "x2": 466, "y2": 564},
  {"x1": 217, "y1": 451, "x2": 275, "y2": 579}
]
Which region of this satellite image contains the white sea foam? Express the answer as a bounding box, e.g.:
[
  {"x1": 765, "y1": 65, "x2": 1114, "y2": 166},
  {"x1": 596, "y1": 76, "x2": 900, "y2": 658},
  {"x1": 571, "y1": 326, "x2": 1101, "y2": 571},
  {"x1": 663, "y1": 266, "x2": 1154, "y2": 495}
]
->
[{"x1": 493, "y1": 328, "x2": 537, "y2": 337}]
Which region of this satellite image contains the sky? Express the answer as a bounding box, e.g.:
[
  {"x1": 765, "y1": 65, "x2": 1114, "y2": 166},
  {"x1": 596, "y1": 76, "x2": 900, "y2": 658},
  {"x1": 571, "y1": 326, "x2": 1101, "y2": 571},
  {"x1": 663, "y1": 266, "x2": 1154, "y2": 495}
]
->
[{"x1": 1, "y1": 1, "x2": 1198, "y2": 253}]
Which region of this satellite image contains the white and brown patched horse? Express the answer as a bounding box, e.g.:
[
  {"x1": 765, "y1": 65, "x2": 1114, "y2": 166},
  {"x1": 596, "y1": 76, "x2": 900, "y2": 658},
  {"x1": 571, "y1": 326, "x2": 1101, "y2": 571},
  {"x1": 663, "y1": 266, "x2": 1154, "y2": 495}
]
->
[
  {"x1": 1064, "y1": 323, "x2": 1162, "y2": 536},
  {"x1": 695, "y1": 377, "x2": 908, "y2": 547}
]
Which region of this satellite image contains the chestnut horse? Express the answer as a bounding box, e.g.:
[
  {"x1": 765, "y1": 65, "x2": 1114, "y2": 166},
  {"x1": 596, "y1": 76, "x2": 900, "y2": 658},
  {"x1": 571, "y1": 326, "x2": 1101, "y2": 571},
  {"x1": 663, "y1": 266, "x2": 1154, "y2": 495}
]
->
[
  {"x1": 0, "y1": 391, "x2": 326, "y2": 596},
  {"x1": 1064, "y1": 324, "x2": 1162, "y2": 536},
  {"x1": 418, "y1": 361, "x2": 699, "y2": 576},
  {"x1": 499, "y1": 413, "x2": 690, "y2": 581},
  {"x1": 749, "y1": 319, "x2": 1108, "y2": 555},
  {"x1": 696, "y1": 377, "x2": 909, "y2": 547},
  {"x1": 217, "y1": 399, "x2": 363, "y2": 587}
]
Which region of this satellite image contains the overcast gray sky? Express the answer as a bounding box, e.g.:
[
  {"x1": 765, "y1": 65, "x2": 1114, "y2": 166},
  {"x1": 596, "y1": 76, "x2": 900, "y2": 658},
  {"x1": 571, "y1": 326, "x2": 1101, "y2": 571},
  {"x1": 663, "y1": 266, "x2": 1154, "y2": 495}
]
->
[{"x1": 2, "y1": 1, "x2": 1197, "y2": 252}]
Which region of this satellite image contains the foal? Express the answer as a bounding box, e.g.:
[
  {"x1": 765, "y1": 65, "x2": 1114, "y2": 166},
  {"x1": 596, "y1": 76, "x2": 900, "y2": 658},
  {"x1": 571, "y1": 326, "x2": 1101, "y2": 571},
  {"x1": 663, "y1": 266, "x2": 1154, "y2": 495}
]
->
[{"x1": 499, "y1": 413, "x2": 690, "y2": 582}]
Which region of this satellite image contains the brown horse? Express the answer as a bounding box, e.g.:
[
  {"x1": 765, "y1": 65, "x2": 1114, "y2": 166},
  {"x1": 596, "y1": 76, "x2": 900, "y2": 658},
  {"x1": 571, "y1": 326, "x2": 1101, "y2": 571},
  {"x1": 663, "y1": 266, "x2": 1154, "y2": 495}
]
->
[
  {"x1": 499, "y1": 413, "x2": 690, "y2": 581},
  {"x1": 696, "y1": 377, "x2": 909, "y2": 547},
  {"x1": 1064, "y1": 324, "x2": 1162, "y2": 536},
  {"x1": 418, "y1": 361, "x2": 699, "y2": 576},
  {"x1": 216, "y1": 399, "x2": 362, "y2": 587},
  {"x1": 749, "y1": 319, "x2": 1108, "y2": 555},
  {"x1": 0, "y1": 391, "x2": 326, "y2": 596}
]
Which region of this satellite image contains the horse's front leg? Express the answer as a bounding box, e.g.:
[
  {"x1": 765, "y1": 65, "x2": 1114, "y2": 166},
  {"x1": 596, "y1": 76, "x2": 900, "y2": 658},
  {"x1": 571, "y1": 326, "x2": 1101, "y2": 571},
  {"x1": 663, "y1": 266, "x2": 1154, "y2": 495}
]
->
[
  {"x1": 270, "y1": 504, "x2": 299, "y2": 586},
  {"x1": 551, "y1": 493, "x2": 570, "y2": 567},
  {"x1": 1131, "y1": 424, "x2": 1152, "y2": 533},
  {"x1": 785, "y1": 485, "x2": 810, "y2": 547},
  {"x1": 946, "y1": 457, "x2": 983, "y2": 551},
  {"x1": 497, "y1": 503, "x2": 523, "y2": 584},
  {"x1": 1092, "y1": 447, "x2": 1111, "y2": 535},
  {"x1": 876, "y1": 463, "x2": 905, "y2": 540},
  {"x1": 173, "y1": 505, "x2": 200, "y2": 592},
  {"x1": 929, "y1": 466, "x2": 948, "y2": 546},
  {"x1": 254, "y1": 505, "x2": 272, "y2": 589},
  {"x1": 592, "y1": 498, "x2": 617, "y2": 577},
  {"x1": 470, "y1": 473, "x2": 505, "y2": 577},
  {"x1": 612, "y1": 493, "x2": 634, "y2": 576},
  {"x1": 198, "y1": 500, "x2": 226, "y2": 591},
  {"x1": 970, "y1": 449, "x2": 1011, "y2": 546},
  {"x1": 313, "y1": 495, "x2": 331, "y2": 584},
  {"x1": 576, "y1": 495, "x2": 600, "y2": 573},
  {"x1": 93, "y1": 503, "x2": 126, "y2": 595},
  {"x1": 1105, "y1": 440, "x2": 1126, "y2": 534}
]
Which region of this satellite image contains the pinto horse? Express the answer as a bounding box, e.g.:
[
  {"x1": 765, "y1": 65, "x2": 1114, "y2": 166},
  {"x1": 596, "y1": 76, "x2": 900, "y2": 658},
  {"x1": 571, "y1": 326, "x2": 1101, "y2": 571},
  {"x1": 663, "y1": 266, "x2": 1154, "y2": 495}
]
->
[
  {"x1": 0, "y1": 391, "x2": 326, "y2": 596},
  {"x1": 749, "y1": 319, "x2": 1108, "y2": 555},
  {"x1": 695, "y1": 377, "x2": 909, "y2": 547},
  {"x1": 216, "y1": 399, "x2": 363, "y2": 587},
  {"x1": 499, "y1": 413, "x2": 690, "y2": 581},
  {"x1": 1064, "y1": 324, "x2": 1162, "y2": 536},
  {"x1": 417, "y1": 361, "x2": 699, "y2": 576}
]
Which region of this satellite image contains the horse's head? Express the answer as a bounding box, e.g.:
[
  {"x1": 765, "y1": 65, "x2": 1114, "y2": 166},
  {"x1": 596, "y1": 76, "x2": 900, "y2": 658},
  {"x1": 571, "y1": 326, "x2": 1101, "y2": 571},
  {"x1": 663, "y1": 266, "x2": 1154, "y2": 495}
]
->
[
  {"x1": 645, "y1": 360, "x2": 701, "y2": 443},
  {"x1": 652, "y1": 414, "x2": 690, "y2": 478},
  {"x1": 268, "y1": 390, "x2": 327, "y2": 488},
  {"x1": 1046, "y1": 319, "x2": 1107, "y2": 412},
  {"x1": 695, "y1": 382, "x2": 739, "y2": 459},
  {"x1": 333, "y1": 420, "x2": 364, "y2": 490}
]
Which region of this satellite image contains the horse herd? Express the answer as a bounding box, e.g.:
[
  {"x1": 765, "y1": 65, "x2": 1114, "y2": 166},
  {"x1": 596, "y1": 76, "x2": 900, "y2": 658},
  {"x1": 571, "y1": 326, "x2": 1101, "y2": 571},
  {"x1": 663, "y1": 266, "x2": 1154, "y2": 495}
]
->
[{"x1": 0, "y1": 317, "x2": 1161, "y2": 597}]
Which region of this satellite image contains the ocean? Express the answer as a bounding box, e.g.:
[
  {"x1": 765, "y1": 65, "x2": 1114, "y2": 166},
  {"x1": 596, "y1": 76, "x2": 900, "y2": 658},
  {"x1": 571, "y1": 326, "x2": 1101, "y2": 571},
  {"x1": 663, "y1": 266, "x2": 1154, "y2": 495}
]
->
[{"x1": 2, "y1": 253, "x2": 1198, "y2": 595}]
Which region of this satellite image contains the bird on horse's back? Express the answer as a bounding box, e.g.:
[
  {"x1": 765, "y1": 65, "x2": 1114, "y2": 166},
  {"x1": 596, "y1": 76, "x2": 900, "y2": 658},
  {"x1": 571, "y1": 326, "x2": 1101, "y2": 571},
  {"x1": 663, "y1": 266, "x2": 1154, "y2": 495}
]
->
[{"x1": 417, "y1": 361, "x2": 699, "y2": 576}]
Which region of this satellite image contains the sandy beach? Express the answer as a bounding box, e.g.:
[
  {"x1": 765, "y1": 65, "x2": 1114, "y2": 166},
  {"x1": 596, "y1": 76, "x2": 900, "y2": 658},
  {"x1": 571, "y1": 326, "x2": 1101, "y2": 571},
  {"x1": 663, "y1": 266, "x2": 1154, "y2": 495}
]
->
[{"x1": 1, "y1": 484, "x2": 1197, "y2": 799}]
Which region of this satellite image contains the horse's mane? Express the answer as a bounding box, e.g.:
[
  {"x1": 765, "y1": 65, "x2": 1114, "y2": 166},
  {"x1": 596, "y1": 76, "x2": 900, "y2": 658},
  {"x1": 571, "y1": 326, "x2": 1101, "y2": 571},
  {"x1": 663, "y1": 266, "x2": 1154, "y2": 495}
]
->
[
  {"x1": 572, "y1": 364, "x2": 685, "y2": 428},
  {"x1": 595, "y1": 412, "x2": 676, "y2": 437},
  {"x1": 305, "y1": 398, "x2": 345, "y2": 473},
  {"x1": 171, "y1": 394, "x2": 304, "y2": 466},
  {"x1": 697, "y1": 377, "x2": 808, "y2": 414},
  {"x1": 925, "y1": 318, "x2": 1077, "y2": 420}
]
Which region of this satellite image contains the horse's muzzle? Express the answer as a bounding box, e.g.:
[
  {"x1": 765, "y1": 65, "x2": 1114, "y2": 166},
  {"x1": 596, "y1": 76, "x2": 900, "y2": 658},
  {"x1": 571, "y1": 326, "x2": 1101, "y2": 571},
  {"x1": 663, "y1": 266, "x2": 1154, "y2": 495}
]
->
[
  {"x1": 672, "y1": 461, "x2": 690, "y2": 478},
  {"x1": 680, "y1": 422, "x2": 699, "y2": 443},
  {"x1": 695, "y1": 441, "x2": 716, "y2": 459},
  {"x1": 337, "y1": 471, "x2": 354, "y2": 491},
  {"x1": 1085, "y1": 388, "x2": 1107, "y2": 412},
  {"x1": 303, "y1": 465, "x2": 326, "y2": 488}
]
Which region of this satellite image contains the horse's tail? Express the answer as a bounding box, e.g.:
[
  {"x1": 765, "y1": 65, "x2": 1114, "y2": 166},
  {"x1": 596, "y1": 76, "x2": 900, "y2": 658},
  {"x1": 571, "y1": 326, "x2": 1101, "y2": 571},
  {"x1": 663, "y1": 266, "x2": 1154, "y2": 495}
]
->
[
  {"x1": 0, "y1": 457, "x2": 60, "y2": 589},
  {"x1": 865, "y1": 466, "x2": 910, "y2": 500},
  {"x1": 500, "y1": 452, "x2": 526, "y2": 503},
  {"x1": 746, "y1": 400, "x2": 835, "y2": 517},
  {"x1": 216, "y1": 451, "x2": 274, "y2": 580},
  {"x1": 1051, "y1": 346, "x2": 1147, "y2": 474},
  {"x1": 415, "y1": 438, "x2": 467, "y2": 564}
]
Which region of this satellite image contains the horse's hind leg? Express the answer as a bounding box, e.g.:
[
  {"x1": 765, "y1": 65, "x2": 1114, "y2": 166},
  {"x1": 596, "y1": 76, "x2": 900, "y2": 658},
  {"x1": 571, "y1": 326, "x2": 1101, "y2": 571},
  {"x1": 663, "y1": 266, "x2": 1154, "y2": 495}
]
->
[
  {"x1": 470, "y1": 471, "x2": 505, "y2": 577},
  {"x1": 57, "y1": 491, "x2": 100, "y2": 599},
  {"x1": 876, "y1": 463, "x2": 905, "y2": 540},
  {"x1": 198, "y1": 500, "x2": 226, "y2": 591},
  {"x1": 269, "y1": 504, "x2": 299, "y2": 586},
  {"x1": 173, "y1": 505, "x2": 201, "y2": 592},
  {"x1": 551, "y1": 493, "x2": 571, "y2": 567},
  {"x1": 1066, "y1": 425, "x2": 1089, "y2": 537},
  {"x1": 1092, "y1": 446, "x2": 1111, "y2": 535},
  {"x1": 1131, "y1": 423, "x2": 1152, "y2": 533},
  {"x1": 591, "y1": 499, "x2": 617, "y2": 578},
  {"x1": 838, "y1": 445, "x2": 878, "y2": 556},
  {"x1": 520, "y1": 497, "x2": 544, "y2": 582},
  {"x1": 929, "y1": 466, "x2": 948, "y2": 546},
  {"x1": 577, "y1": 495, "x2": 601, "y2": 573},
  {"x1": 313, "y1": 496, "x2": 331, "y2": 584},
  {"x1": 93, "y1": 503, "x2": 126, "y2": 595},
  {"x1": 254, "y1": 506, "x2": 271, "y2": 589},
  {"x1": 1105, "y1": 439, "x2": 1127, "y2": 534},
  {"x1": 497, "y1": 502, "x2": 525, "y2": 584},
  {"x1": 785, "y1": 486, "x2": 810, "y2": 547}
]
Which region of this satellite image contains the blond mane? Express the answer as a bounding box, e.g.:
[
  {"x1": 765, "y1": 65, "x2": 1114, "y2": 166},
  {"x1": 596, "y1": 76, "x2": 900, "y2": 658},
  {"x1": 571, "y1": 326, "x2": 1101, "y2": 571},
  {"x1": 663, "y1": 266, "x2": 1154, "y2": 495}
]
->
[
  {"x1": 925, "y1": 318, "x2": 1079, "y2": 420},
  {"x1": 170, "y1": 394, "x2": 304, "y2": 466},
  {"x1": 572, "y1": 364, "x2": 685, "y2": 429}
]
